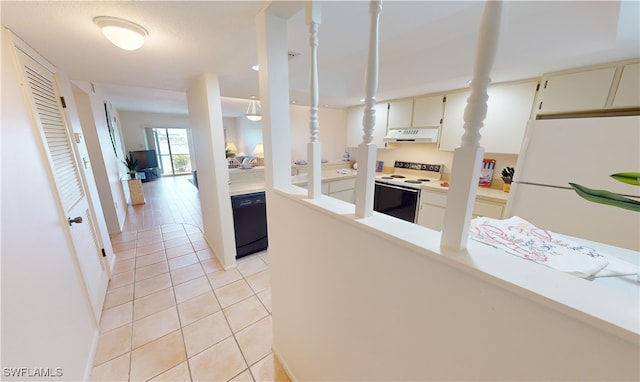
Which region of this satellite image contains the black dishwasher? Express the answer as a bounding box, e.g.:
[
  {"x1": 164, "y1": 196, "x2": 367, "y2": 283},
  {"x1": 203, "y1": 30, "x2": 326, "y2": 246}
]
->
[{"x1": 231, "y1": 192, "x2": 268, "y2": 258}]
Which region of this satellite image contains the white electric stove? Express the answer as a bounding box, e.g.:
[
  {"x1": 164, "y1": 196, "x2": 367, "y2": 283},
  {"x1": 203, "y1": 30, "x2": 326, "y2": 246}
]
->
[
  {"x1": 373, "y1": 161, "x2": 444, "y2": 222},
  {"x1": 375, "y1": 161, "x2": 443, "y2": 189}
]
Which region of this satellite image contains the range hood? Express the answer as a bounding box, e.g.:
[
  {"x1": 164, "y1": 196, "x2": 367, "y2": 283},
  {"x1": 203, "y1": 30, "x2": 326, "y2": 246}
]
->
[{"x1": 383, "y1": 127, "x2": 440, "y2": 143}]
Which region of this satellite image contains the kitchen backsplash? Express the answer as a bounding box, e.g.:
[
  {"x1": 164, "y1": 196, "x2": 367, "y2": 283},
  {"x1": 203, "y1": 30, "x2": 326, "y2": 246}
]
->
[{"x1": 348, "y1": 143, "x2": 517, "y2": 190}]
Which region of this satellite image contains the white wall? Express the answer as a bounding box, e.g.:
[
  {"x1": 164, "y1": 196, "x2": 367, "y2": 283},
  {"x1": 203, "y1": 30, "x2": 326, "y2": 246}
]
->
[
  {"x1": 117, "y1": 106, "x2": 348, "y2": 166},
  {"x1": 269, "y1": 190, "x2": 639, "y2": 381},
  {"x1": 223, "y1": 116, "x2": 238, "y2": 152},
  {"x1": 72, "y1": 82, "x2": 128, "y2": 234},
  {"x1": 222, "y1": 104, "x2": 349, "y2": 164},
  {"x1": 374, "y1": 143, "x2": 517, "y2": 188},
  {"x1": 289, "y1": 105, "x2": 347, "y2": 163},
  {"x1": 186, "y1": 73, "x2": 237, "y2": 269},
  {"x1": 235, "y1": 116, "x2": 263, "y2": 157},
  {"x1": 1, "y1": 28, "x2": 98, "y2": 381}
]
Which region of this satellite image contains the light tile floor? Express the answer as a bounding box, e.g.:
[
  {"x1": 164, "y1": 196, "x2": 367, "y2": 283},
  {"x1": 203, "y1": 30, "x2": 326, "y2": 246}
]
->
[{"x1": 91, "y1": 176, "x2": 289, "y2": 381}]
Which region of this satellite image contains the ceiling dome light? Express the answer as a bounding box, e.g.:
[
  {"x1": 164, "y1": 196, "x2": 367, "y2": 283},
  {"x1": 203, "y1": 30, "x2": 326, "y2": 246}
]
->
[{"x1": 94, "y1": 16, "x2": 148, "y2": 51}]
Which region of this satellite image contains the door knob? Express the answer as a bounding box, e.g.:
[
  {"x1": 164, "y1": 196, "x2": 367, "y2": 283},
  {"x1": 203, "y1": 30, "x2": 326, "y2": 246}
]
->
[{"x1": 68, "y1": 216, "x2": 83, "y2": 226}]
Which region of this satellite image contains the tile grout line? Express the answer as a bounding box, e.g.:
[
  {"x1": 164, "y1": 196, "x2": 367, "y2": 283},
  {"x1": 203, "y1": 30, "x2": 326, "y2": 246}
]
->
[
  {"x1": 96, "y1": 178, "x2": 276, "y2": 381},
  {"x1": 155, "y1": 223, "x2": 193, "y2": 382},
  {"x1": 197, "y1": 228, "x2": 256, "y2": 381},
  {"x1": 233, "y1": 253, "x2": 273, "y2": 380},
  {"x1": 199, "y1": 248, "x2": 271, "y2": 379},
  {"x1": 128, "y1": 226, "x2": 163, "y2": 380},
  {"x1": 119, "y1": 223, "x2": 197, "y2": 381},
  {"x1": 99, "y1": 227, "x2": 142, "y2": 378},
  {"x1": 165, "y1": 223, "x2": 263, "y2": 381},
  {"x1": 126, "y1": 226, "x2": 140, "y2": 382}
]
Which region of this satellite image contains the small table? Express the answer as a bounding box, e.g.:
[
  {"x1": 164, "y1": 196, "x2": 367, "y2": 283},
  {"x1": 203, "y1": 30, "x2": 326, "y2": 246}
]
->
[{"x1": 125, "y1": 174, "x2": 146, "y2": 205}]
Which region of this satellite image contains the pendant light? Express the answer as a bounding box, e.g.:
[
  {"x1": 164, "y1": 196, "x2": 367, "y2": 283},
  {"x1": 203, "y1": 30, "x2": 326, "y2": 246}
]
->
[
  {"x1": 94, "y1": 16, "x2": 148, "y2": 51},
  {"x1": 245, "y1": 100, "x2": 262, "y2": 121}
]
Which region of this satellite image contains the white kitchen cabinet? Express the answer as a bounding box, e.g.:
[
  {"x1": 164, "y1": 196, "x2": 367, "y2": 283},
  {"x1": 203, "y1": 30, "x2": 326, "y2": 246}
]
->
[
  {"x1": 329, "y1": 188, "x2": 355, "y2": 203},
  {"x1": 472, "y1": 199, "x2": 504, "y2": 219},
  {"x1": 439, "y1": 80, "x2": 538, "y2": 154},
  {"x1": 438, "y1": 91, "x2": 467, "y2": 151},
  {"x1": 417, "y1": 189, "x2": 505, "y2": 231},
  {"x1": 346, "y1": 103, "x2": 389, "y2": 148},
  {"x1": 297, "y1": 176, "x2": 356, "y2": 203},
  {"x1": 417, "y1": 190, "x2": 448, "y2": 230},
  {"x1": 412, "y1": 95, "x2": 445, "y2": 127},
  {"x1": 537, "y1": 67, "x2": 616, "y2": 114},
  {"x1": 387, "y1": 99, "x2": 413, "y2": 129},
  {"x1": 324, "y1": 177, "x2": 356, "y2": 203},
  {"x1": 612, "y1": 62, "x2": 640, "y2": 108}
]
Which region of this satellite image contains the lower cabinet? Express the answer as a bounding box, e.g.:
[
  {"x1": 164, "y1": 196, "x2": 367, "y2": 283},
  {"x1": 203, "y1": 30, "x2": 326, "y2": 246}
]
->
[
  {"x1": 324, "y1": 178, "x2": 356, "y2": 204},
  {"x1": 417, "y1": 189, "x2": 504, "y2": 230},
  {"x1": 417, "y1": 190, "x2": 447, "y2": 230}
]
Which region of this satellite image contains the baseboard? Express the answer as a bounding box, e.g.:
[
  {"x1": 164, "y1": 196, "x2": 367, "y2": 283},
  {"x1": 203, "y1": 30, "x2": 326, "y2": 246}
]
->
[
  {"x1": 272, "y1": 345, "x2": 296, "y2": 382},
  {"x1": 83, "y1": 328, "x2": 100, "y2": 381}
]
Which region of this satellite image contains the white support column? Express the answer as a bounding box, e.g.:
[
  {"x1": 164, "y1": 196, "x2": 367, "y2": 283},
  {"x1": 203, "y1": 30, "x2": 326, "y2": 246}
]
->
[
  {"x1": 441, "y1": 1, "x2": 502, "y2": 250},
  {"x1": 256, "y1": 7, "x2": 296, "y2": 190},
  {"x1": 355, "y1": 0, "x2": 382, "y2": 218},
  {"x1": 187, "y1": 73, "x2": 238, "y2": 269},
  {"x1": 306, "y1": 1, "x2": 322, "y2": 199}
]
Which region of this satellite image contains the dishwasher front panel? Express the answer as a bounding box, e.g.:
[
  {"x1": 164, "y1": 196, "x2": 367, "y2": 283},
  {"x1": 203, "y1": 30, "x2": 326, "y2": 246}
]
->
[{"x1": 231, "y1": 192, "x2": 268, "y2": 258}]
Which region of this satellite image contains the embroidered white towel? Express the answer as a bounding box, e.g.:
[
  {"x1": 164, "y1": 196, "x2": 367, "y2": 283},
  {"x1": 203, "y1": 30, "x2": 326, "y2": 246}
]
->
[{"x1": 469, "y1": 216, "x2": 638, "y2": 278}]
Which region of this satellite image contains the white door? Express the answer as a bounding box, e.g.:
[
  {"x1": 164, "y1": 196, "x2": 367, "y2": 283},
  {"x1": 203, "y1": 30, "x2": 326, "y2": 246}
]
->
[{"x1": 15, "y1": 48, "x2": 109, "y2": 321}]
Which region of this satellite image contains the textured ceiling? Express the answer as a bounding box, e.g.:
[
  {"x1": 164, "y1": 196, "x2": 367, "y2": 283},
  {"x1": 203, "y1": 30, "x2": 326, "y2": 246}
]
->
[{"x1": 2, "y1": 1, "x2": 638, "y2": 116}]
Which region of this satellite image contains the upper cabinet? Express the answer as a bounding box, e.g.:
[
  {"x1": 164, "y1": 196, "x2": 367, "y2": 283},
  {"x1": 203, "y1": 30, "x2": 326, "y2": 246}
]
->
[
  {"x1": 387, "y1": 96, "x2": 444, "y2": 129},
  {"x1": 536, "y1": 67, "x2": 616, "y2": 114},
  {"x1": 386, "y1": 99, "x2": 413, "y2": 129},
  {"x1": 439, "y1": 80, "x2": 539, "y2": 154},
  {"x1": 412, "y1": 95, "x2": 445, "y2": 127},
  {"x1": 438, "y1": 91, "x2": 467, "y2": 151},
  {"x1": 345, "y1": 59, "x2": 637, "y2": 153},
  {"x1": 346, "y1": 102, "x2": 389, "y2": 148},
  {"x1": 535, "y1": 59, "x2": 640, "y2": 115},
  {"x1": 612, "y1": 62, "x2": 640, "y2": 108}
]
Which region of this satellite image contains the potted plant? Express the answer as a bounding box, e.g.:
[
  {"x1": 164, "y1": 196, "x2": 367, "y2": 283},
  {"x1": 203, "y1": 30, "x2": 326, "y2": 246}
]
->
[
  {"x1": 570, "y1": 172, "x2": 640, "y2": 212},
  {"x1": 123, "y1": 154, "x2": 138, "y2": 179}
]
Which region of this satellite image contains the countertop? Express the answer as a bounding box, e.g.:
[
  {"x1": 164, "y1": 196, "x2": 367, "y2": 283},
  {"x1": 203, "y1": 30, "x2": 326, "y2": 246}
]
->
[
  {"x1": 230, "y1": 168, "x2": 357, "y2": 196},
  {"x1": 229, "y1": 170, "x2": 510, "y2": 204},
  {"x1": 292, "y1": 169, "x2": 357, "y2": 186},
  {"x1": 229, "y1": 181, "x2": 266, "y2": 196},
  {"x1": 420, "y1": 181, "x2": 509, "y2": 204}
]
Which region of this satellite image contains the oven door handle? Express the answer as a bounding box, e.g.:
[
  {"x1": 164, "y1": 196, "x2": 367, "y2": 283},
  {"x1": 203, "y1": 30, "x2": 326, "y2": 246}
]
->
[{"x1": 375, "y1": 182, "x2": 420, "y2": 193}]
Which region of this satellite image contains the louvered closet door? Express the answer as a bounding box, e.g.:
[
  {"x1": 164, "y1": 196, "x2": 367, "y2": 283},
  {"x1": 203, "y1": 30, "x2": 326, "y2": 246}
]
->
[{"x1": 16, "y1": 49, "x2": 108, "y2": 322}]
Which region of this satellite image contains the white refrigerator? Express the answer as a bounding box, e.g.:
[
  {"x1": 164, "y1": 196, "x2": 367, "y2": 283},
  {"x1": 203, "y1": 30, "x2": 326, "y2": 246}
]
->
[{"x1": 506, "y1": 115, "x2": 640, "y2": 251}]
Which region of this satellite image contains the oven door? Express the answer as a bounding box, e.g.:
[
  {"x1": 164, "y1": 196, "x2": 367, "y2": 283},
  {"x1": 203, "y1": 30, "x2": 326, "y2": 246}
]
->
[{"x1": 373, "y1": 181, "x2": 420, "y2": 223}]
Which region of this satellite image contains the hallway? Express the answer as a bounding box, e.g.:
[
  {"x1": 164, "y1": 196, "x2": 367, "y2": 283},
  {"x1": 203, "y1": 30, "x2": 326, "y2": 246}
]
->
[
  {"x1": 121, "y1": 175, "x2": 203, "y2": 232},
  {"x1": 92, "y1": 176, "x2": 289, "y2": 381}
]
